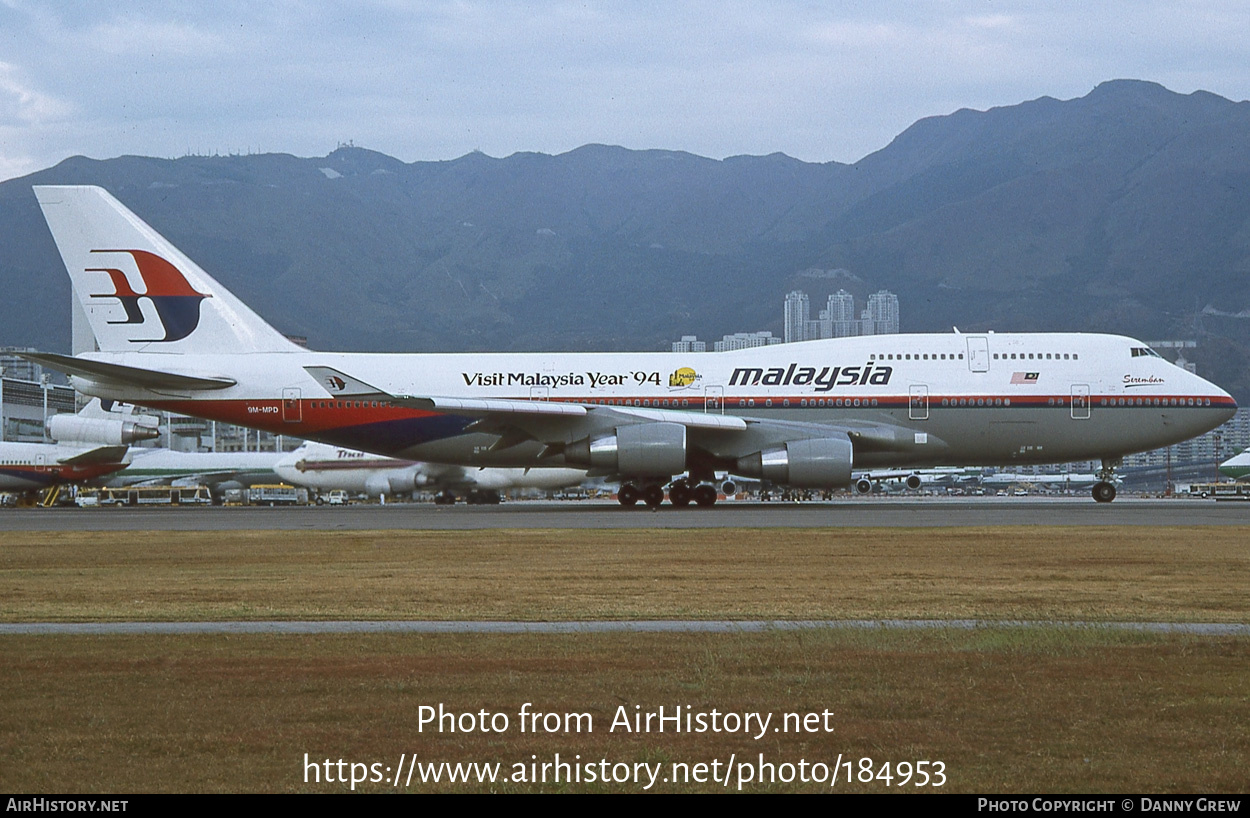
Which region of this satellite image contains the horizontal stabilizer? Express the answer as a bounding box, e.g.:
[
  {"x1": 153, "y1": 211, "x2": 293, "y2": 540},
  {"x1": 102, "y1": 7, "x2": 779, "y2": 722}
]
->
[
  {"x1": 21, "y1": 352, "x2": 237, "y2": 391},
  {"x1": 58, "y1": 445, "x2": 129, "y2": 465}
]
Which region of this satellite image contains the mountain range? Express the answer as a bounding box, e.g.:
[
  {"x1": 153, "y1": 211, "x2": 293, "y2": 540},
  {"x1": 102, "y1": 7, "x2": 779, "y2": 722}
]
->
[{"x1": 2, "y1": 79, "x2": 1248, "y2": 401}]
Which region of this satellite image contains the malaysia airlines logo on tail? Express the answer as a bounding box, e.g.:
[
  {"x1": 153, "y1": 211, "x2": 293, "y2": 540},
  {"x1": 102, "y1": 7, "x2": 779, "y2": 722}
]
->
[{"x1": 87, "y1": 249, "x2": 211, "y2": 342}]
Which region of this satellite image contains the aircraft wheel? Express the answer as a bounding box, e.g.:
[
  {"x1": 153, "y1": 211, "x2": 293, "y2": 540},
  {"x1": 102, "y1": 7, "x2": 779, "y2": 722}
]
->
[
  {"x1": 693, "y1": 484, "x2": 717, "y2": 507},
  {"x1": 669, "y1": 483, "x2": 692, "y2": 507},
  {"x1": 1092, "y1": 482, "x2": 1117, "y2": 503},
  {"x1": 618, "y1": 484, "x2": 640, "y2": 507},
  {"x1": 642, "y1": 484, "x2": 665, "y2": 508}
]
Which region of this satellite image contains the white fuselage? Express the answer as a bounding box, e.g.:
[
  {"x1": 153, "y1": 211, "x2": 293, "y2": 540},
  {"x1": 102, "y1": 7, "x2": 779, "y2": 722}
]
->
[{"x1": 71, "y1": 332, "x2": 1235, "y2": 471}]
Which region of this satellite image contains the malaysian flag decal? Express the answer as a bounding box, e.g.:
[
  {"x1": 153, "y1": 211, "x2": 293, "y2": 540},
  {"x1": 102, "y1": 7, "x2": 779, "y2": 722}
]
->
[{"x1": 1010, "y1": 372, "x2": 1040, "y2": 384}]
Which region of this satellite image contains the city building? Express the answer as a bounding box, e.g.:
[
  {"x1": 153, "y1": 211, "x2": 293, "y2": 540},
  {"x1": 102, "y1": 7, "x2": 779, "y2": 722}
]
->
[
  {"x1": 713, "y1": 331, "x2": 781, "y2": 352},
  {"x1": 863, "y1": 290, "x2": 900, "y2": 335},
  {"x1": 671, "y1": 335, "x2": 706, "y2": 353},
  {"x1": 783, "y1": 288, "x2": 899, "y2": 341},
  {"x1": 0, "y1": 347, "x2": 44, "y2": 383},
  {"x1": 783, "y1": 291, "x2": 810, "y2": 344},
  {"x1": 0, "y1": 376, "x2": 76, "y2": 442}
]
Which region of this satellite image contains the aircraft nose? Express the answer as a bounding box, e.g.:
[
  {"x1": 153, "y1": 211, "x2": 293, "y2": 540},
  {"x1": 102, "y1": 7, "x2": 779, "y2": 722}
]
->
[{"x1": 1197, "y1": 375, "x2": 1237, "y2": 427}]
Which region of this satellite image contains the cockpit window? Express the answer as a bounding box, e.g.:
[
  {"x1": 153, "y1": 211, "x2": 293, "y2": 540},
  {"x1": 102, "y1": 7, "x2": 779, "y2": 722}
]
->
[{"x1": 1130, "y1": 347, "x2": 1164, "y2": 359}]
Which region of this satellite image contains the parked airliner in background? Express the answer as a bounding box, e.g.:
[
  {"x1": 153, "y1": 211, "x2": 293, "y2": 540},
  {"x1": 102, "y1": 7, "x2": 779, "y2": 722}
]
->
[
  {"x1": 24, "y1": 186, "x2": 1238, "y2": 506},
  {"x1": 1218, "y1": 451, "x2": 1250, "y2": 481},
  {"x1": 104, "y1": 448, "x2": 284, "y2": 499},
  {"x1": 43, "y1": 398, "x2": 282, "y2": 499},
  {"x1": 0, "y1": 441, "x2": 129, "y2": 493},
  {"x1": 851, "y1": 466, "x2": 985, "y2": 494},
  {"x1": 275, "y1": 441, "x2": 588, "y2": 504}
]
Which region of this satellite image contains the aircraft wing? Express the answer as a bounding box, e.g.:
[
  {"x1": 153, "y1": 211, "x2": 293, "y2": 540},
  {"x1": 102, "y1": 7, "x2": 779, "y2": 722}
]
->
[
  {"x1": 57, "y1": 445, "x2": 129, "y2": 465},
  {"x1": 22, "y1": 352, "x2": 237, "y2": 391},
  {"x1": 302, "y1": 364, "x2": 942, "y2": 485},
  {"x1": 303, "y1": 366, "x2": 749, "y2": 432}
]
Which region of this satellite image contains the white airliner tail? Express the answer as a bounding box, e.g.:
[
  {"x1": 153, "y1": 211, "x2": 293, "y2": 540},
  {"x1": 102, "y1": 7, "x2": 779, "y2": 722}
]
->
[{"x1": 34, "y1": 185, "x2": 298, "y2": 354}]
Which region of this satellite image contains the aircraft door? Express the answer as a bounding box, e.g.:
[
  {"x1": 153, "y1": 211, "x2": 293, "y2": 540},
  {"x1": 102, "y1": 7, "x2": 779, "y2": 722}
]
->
[
  {"x1": 704, "y1": 385, "x2": 723, "y2": 414},
  {"x1": 282, "y1": 388, "x2": 302, "y2": 423},
  {"x1": 1071, "y1": 384, "x2": 1090, "y2": 420},
  {"x1": 966, "y1": 337, "x2": 990, "y2": 372},
  {"x1": 909, "y1": 384, "x2": 930, "y2": 420}
]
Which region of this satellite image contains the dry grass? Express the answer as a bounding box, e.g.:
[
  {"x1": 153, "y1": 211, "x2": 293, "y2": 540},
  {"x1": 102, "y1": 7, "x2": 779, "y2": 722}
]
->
[
  {"x1": 1, "y1": 526, "x2": 1248, "y2": 622},
  {"x1": 3, "y1": 526, "x2": 1247, "y2": 793},
  {"x1": 1, "y1": 630, "x2": 1246, "y2": 793}
]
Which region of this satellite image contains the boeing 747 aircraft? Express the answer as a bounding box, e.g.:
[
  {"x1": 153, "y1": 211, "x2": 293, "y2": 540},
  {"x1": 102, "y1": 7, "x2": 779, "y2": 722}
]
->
[{"x1": 24, "y1": 185, "x2": 1238, "y2": 506}]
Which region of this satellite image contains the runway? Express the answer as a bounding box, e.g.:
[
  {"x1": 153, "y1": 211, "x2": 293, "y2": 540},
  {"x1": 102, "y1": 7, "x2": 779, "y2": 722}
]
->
[{"x1": 1, "y1": 496, "x2": 1247, "y2": 530}]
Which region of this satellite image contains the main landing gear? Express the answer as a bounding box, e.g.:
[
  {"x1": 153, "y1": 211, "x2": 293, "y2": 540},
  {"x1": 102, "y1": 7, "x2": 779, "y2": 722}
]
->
[
  {"x1": 1092, "y1": 457, "x2": 1120, "y2": 503},
  {"x1": 617, "y1": 480, "x2": 719, "y2": 508},
  {"x1": 434, "y1": 489, "x2": 502, "y2": 505}
]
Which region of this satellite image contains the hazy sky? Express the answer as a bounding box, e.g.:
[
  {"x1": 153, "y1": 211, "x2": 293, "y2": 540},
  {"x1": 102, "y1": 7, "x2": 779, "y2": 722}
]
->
[{"x1": 2, "y1": 1, "x2": 1248, "y2": 182}]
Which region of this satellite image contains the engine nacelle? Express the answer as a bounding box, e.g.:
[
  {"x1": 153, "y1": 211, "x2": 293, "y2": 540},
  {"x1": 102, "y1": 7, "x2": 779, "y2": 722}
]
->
[
  {"x1": 364, "y1": 473, "x2": 392, "y2": 498},
  {"x1": 855, "y1": 478, "x2": 873, "y2": 494},
  {"x1": 905, "y1": 474, "x2": 923, "y2": 490},
  {"x1": 565, "y1": 422, "x2": 686, "y2": 477},
  {"x1": 47, "y1": 414, "x2": 160, "y2": 446},
  {"x1": 735, "y1": 437, "x2": 854, "y2": 489},
  {"x1": 387, "y1": 471, "x2": 421, "y2": 495}
]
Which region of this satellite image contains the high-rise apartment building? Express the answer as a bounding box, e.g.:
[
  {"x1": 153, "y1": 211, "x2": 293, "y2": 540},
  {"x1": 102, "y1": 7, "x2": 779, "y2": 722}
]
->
[
  {"x1": 783, "y1": 290, "x2": 810, "y2": 343},
  {"x1": 783, "y1": 288, "x2": 899, "y2": 341}
]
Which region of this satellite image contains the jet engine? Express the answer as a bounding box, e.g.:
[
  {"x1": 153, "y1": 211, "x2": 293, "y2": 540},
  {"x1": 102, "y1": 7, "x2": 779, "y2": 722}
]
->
[
  {"x1": 47, "y1": 414, "x2": 160, "y2": 446},
  {"x1": 364, "y1": 473, "x2": 393, "y2": 498},
  {"x1": 735, "y1": 437, "x2": 854, "y2": 488},
  {"x1": 564, "y1": 422, "x2": 686, "y2": 477}
]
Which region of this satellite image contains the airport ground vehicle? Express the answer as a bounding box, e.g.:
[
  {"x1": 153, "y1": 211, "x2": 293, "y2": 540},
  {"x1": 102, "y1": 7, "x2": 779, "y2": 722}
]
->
[
  {"x1": 25, "y1": 186, "x2": 1238, "y2": 507},
  {"x1": 245, "y1": 484, "x2": 308, "y2": 506},
  {"x1": 88, "y1": 484, "x2": 213, "y2": 506},
  {"x1": 1186, "y1": 483, "x2": 1250, "y2": 500}
]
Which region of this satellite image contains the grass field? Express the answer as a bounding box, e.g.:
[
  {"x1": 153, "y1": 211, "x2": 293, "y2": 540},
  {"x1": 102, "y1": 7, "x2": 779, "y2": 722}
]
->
[
  {"x1": 2, "y1": 526, "x2": 1247, "y2": 793},
  {"x1": 1, "y1": 526, "x2": 1247, "y2": 622}
]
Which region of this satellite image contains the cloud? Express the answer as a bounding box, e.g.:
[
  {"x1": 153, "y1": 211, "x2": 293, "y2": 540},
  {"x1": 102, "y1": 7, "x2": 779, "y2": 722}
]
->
[{"x1": 0, "y1": 1, "x2": 1248, "y2": 181}]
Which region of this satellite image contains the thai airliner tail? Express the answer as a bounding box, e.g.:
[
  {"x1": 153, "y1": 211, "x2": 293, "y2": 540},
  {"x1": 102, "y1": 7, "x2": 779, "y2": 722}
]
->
[{"x1": 33, "y1": 185, "x2": 299, "y2": 354}]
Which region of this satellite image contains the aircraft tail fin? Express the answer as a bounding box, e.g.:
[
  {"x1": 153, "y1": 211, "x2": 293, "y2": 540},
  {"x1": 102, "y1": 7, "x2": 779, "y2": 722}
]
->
[{"x1": 33, "y1": 185, "x2": 299, "y2": 354}]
